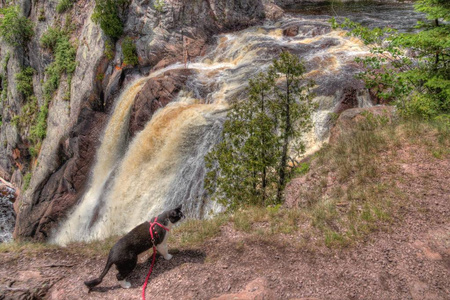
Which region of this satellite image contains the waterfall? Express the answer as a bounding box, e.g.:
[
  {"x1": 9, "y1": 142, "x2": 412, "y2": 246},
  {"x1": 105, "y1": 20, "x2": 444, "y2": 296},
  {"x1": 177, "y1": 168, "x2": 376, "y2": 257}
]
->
[
  {"x1": 53, "y1": 2, "x2": 421, "y2": 244},
  {"x1": 53, "y1": 78, "x2": 147, "y2": 244},
  {"x1": 89, "y1": 100, "x2": 227, "y2": 239}
]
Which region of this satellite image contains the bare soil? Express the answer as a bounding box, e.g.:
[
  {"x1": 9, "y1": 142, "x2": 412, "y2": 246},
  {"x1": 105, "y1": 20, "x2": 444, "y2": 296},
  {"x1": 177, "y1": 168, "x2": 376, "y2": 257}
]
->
[{"x1": 1, "y1": 144, "x2": 449, "y2": 300}]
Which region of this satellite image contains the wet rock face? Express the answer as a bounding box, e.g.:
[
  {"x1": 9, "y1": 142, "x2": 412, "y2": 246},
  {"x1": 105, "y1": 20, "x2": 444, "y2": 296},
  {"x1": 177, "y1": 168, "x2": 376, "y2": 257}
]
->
[
  {"x1": 129, "y1": 69, "x2": 193, "y2": 137},
  {"x1": 14, "y1": 108, "x2": 108, "y2": 241},
  {"x1": 0, "y1": 181, "x2": 16, "y2": 243}
]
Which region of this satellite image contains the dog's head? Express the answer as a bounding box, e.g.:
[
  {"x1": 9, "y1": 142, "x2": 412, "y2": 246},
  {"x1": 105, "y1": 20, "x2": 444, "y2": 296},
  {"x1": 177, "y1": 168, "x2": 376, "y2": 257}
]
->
[{"x1": 168, "y1": 204, "x2": 185, "y2": 224}]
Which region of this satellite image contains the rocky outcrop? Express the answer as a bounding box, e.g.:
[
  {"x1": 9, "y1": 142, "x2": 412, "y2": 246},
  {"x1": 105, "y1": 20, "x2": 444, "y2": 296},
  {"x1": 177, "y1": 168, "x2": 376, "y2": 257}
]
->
[
  {"x1": 129, "y1": 69, "x2": 193, "y2": 136},
  {"x1": 329, "y1": 105, "x2": 395, "y2": 145},
  {"x1": 0, "y1": 179, "x2": 16, "y2": 242},
  {"x1": 4, "y1": 0, "x2": 284, "y2": 240}
]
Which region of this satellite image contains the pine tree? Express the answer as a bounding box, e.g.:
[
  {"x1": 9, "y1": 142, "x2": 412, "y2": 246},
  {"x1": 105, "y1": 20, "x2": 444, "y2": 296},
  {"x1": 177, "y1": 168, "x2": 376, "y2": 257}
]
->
[
  {"x1": 206, "y1": 51, "x2": 314, "y2": 209},
  {"x1": 271, "y1": 52, "x2": 315, "y2": 202}
]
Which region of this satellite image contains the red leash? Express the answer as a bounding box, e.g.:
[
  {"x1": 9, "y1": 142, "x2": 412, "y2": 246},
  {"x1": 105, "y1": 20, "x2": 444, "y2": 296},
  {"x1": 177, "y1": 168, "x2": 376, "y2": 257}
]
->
[{"x1": 142, "y1": 217, "x2": 170, "y2": 300}]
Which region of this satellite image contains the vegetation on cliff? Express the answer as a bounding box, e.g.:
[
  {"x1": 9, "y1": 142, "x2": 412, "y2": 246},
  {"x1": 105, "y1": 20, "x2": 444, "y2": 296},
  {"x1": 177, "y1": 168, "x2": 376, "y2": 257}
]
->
[
  {"x1": 92, "y1": 0, "x2": 130, "y2": 39},
  {"x1": 0, "y1": 5, "x2": 34, "y2": 47}
]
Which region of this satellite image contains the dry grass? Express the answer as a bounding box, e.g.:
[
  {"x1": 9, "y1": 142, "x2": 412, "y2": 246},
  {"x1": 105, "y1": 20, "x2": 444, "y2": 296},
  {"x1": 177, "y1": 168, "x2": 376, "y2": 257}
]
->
[
  {"x1": 0, "y1": 241, "x2": 59, "y2": 254},
  {"x1": 2, "y1": 116, "x2": 447, "y2": 254},
  {"x1": 292, "y1": 115, "x2": 449, "y2": 247}
]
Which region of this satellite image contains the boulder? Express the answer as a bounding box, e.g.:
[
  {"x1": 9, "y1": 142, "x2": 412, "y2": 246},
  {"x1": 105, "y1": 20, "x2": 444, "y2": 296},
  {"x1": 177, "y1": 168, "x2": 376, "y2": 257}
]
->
[
  {"x1": 329, "y1": 105, "x2": 395, "y2": 145},
  {"x1": 283, "y1": 25, "x2": 299, "y2": 37}
]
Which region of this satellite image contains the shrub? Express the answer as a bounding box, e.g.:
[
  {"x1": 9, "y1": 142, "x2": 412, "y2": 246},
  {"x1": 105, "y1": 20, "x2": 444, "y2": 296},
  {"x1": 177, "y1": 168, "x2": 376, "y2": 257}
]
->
[
  {"x1": 40, "y1": 27, "x2": 77, "y2": 99},
  {"x1": 122, "y1": 37, "x2": 138, "y2": 65},
  {"x1": 23, "y1": 172, "x2": 32, "y2": 191},
  {"x1": 30, "y1": 99, "x2": 49, "y2": 142},
  {"x1": 0, "y1": 6, "x2": 34, "y2": 47},
  {"x1": 38, "y1": 8, "x2": 46, "y2": 22},
  {"x1": 154, "y1": 0, "x2": 164, "y2": 12},
  {"x1": 92, "y1": 0, "x2": 130, "y2": 39},
  {"x1": 40, "y1": 27, "x2": 64, "y2": 51},
  {"x1": 104, "y1": 40, "x2": 115, "y2": 60},
  {"x1": 56, "y1": 0, "x2": 74, "y2": 14},
  {"x1": 15, "y1": 67, "x2": 35, "y2": 98}
]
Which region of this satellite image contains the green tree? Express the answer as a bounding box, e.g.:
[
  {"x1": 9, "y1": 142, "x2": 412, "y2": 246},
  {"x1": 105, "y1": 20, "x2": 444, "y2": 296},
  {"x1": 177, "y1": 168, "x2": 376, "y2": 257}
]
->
[
  {"x1": 0, "y1": 6, "x2": 34, "y2": 47},
  {"x1": 272, "y1": 52, "x2": 315, "y2": 202},
  {"x1": 331, "y1": 0, "x2": 450, "y2": 118},
  {"x1": 206, "y1": 52, "x2": 314, "y2": 208}
]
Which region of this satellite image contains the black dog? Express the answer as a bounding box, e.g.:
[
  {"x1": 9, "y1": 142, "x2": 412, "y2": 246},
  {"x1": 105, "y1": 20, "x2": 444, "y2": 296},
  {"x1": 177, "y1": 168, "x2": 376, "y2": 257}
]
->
[{"x1": 84, "y1": 205, "x2": 184, "y2": 289}]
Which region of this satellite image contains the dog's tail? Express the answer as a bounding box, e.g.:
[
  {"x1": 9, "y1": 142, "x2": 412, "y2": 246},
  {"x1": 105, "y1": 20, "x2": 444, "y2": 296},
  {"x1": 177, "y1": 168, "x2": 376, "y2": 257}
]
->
[{"x1": 84, "y1": 254, "x2": 113, "y2": 289}]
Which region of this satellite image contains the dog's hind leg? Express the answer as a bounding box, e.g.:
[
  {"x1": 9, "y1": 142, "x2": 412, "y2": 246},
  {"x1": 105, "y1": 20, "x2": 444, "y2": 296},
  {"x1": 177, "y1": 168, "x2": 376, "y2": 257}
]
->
[{"x1": 116, "y1": 255, "x2": 137, "y2": 289}]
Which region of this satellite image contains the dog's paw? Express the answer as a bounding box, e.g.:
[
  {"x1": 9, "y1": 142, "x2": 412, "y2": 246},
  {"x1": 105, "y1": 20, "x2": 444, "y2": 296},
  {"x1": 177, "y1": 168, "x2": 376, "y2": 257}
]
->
[
  {"x1": 164, "y1": 254, "x2": 173, "y2": 261},
  {"x1": 119, "y1": 280, "x2": 131, "y2": 289}
]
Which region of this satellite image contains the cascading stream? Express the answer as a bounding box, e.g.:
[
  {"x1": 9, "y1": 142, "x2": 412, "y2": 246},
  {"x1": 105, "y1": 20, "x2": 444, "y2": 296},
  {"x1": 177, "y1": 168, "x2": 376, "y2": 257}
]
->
[{"x1": 53, "y1": 2, "x2": 422, "y2": 244}]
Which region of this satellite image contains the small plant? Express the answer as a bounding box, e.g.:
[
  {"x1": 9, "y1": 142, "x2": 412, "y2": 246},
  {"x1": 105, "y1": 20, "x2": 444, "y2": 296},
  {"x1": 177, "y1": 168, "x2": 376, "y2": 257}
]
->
[
  {"x1": 294, "y1": 162, "x2": 310, "y2": 176},
  {"x1": 96, "y1": 73, "x2": 104, "y2": 81},
  {"x1": 3, "y1": 52, "x2": 10, "y2": 71},
  {"x1": 122, "y1": 37, "x2": 138, "y2": 66},
  {"x1": 56, "y1": 0, "x2": 74, "y2": 14},
  {"x1": 40, "y1": 27, "x2": 77, "y2": 99},
  {"x1": 30, "y1": 99, "x2": 49, "y2": 142},
  {"x1": 104, "y1": 40, "x2": 115, "y2": 60},
  {"x1": 40, "y1": 27, "x2": 64, "y2": 51},
  {"x1": 154, "y1": 0, "x2": 165, "y2": 13},
  {"x1": 92, "y1": 0, "x2": 130, "y2": 39},
  {"x1": 0, "y1": 6, "x2": 34, "y2": 47},
  {"x1": 23, "y1": 172, "x2": 32, "y2": 191},
  {"x1": 38, "y1": 8, "x2": 46, "y2": 21},
  {"x1": 15, "y1": 67, "x2": 35, "y2": 98}
]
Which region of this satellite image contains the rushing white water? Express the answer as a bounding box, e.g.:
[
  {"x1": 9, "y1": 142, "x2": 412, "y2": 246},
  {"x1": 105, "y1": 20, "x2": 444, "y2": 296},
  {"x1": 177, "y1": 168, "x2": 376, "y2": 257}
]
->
[{"x1": 53, "y1": 3, "x2": 421, "y2": 244}]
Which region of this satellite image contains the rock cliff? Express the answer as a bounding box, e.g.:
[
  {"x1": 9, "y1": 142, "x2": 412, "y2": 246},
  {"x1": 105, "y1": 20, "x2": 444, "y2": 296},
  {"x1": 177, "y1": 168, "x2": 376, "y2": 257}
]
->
[{"x1": 0, "y1": 0, "x2": 282, "y2": 241}]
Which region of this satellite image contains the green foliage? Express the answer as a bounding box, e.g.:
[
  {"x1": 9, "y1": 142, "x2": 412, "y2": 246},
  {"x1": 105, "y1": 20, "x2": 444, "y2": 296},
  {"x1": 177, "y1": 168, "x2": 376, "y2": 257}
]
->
[
  {"x1": 154, "y1": 0, "x2": 165, "y2": 12},
  {"x1": 206, "y1": 51, "x2": 315, "y2": 209},
  {"x1": 0, "y1": 6, "x2": 34, "y2": 47},
  {"x1": 3, "y1": 52, "x2": 10, "y2": 71},
  {"x1": 104, "y1": 40, "x2": 115, "y2": 60},
  {"x1": 38, "y1": 8, "x2": 46, "y2": 22},
  {"x1": 15, "y1": 67, "x2": 34, "y2": 98},
  {"x1": 92, "y1": 0, "x2": 130, "y2": 39},
  {"x1": 122, "y1": 37, "x2": 138, "y2": 65},
  {"x1": 40, "y1": 27, "x2": 65, "y2": 51},
  {"x1": 56, "y1": 0, "x2": 75, "y2": 13},
  {"x1": 23, "y1": 172, "x2": 32, "y2": 191},
  {"x1": 330, "y1": 0, "x2": 450, "y2": 119},
  {"x1": 40, "y1": 27, "x2": 77, "y2": 99},
  {"x1": 294, "y1": 162, "x2": 310, "y2": 176},
  {"x1": 30, "y1": 99, "x2": 49, "y2": 142}
]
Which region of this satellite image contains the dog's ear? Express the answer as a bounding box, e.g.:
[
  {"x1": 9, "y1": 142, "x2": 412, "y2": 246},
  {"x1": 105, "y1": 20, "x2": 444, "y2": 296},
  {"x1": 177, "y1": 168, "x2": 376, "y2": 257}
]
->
[{"x1": 175, "y1": 204, "x2": 182, "y2": 211}]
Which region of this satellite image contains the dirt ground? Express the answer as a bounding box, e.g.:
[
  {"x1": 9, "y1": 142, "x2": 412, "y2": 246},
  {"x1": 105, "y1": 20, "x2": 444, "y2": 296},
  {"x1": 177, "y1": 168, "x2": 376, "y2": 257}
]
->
[{"x1": 0, "y1": 146, "x2": 449, "y2": 300}]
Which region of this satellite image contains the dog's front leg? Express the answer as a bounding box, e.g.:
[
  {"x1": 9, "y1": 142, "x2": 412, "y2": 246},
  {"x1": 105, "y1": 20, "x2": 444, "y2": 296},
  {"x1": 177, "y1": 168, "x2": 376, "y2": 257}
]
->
[{"x1": 156, "y1": 241, "x2": 172, "y2": 260}]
